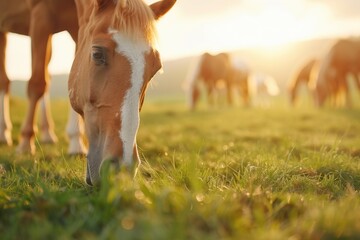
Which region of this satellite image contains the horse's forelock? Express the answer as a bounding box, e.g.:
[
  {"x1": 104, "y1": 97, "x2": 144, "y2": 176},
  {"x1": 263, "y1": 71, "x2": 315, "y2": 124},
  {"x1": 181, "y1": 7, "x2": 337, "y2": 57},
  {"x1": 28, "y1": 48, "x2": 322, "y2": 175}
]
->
[{"x1": 111, "y1": 0, "x2": 157, "y2": 45}]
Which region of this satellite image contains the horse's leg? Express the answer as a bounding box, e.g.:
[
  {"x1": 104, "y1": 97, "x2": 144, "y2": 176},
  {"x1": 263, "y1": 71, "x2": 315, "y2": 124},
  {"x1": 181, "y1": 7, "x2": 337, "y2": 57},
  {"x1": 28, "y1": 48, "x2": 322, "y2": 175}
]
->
[
  {"x1": 0, "y1": 32, "x2": 12, "y2": 145},
  {"x1": 355, "y1": 74, "x2": 360, "y2": 91},
  {"x1": 239, "y1": 81, "x2": 250, "y2": 107},
  {"x1": 314, "y1": 86, "x2": 326, "y2": 108},
  {"x1": 206, "y1": 82, "x2": 215, "y2": 107},
  {"x1": 190, "y1": 82, "x2": 200, "y2": 110},
  {"x1": 289, "y1": 76, "x2": 301, "y2": 106},
  {"x1": 225, "y1": 80, "x2": 233, "y2": 106},
  {"x1": 17, "y1": 5, "x2": 52, "y2": 154},
  {"x1": 342, "y1": 75, "x2": 352, "y2": 108},
  {"x1": 39, "y1": 91, "x2": 58, "y2": 143},
  {"x1": 66, "y1": 107, "x2": 87, "y2": 155},
  {"x1": 64, "y1": 29, "x2": 86, "y2": 155}
]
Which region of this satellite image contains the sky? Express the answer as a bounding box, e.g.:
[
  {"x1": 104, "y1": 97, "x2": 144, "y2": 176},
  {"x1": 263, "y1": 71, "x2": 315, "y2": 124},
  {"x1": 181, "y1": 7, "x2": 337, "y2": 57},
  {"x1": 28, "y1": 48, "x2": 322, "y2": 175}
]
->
[{"x1": 6, "y1": 0, "x2": 360, "y2": 80}]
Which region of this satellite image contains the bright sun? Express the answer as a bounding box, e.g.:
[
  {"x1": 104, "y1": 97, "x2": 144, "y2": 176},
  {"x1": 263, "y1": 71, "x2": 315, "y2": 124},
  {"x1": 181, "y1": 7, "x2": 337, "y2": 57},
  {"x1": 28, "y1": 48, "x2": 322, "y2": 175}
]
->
[
  {"x1": 202, "y1": 1, "x2": 324, "y2": 51},
  {"x1": 230, "y1": 5, "x2": 310, "y2": 48}
]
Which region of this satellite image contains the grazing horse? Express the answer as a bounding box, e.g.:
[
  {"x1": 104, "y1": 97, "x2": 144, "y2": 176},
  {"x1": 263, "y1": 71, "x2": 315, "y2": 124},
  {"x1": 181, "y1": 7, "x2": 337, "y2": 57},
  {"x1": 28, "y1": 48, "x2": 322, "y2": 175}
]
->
[
  {"x1": 288, "y1": 59, "x2": 318, "y2": 106},
  {"x1": 0, "y1": 0, "x2": 86, "y2": 154},
  {"x1": 231, "y1": 58, "x2": 251, "y2": 107},
  {"x1": 187, "y1": 53, "x2": 250, "y2": 110},
  {"x1": 249, "y1": 73, "x2": 280, "y2": 107},
  {"x1": 314, "y1": 39, "x2": 360, "y2": 107},
  {"x1": 69, "y1": 0, "x2": 176, "y2": 185}
]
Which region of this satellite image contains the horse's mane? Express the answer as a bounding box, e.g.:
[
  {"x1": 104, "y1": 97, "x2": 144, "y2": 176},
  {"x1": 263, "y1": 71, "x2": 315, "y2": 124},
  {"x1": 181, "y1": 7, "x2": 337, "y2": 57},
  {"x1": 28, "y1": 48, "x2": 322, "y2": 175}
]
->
[{"x1": 111, "y1": 0, "x2": 157, "y2": 45}]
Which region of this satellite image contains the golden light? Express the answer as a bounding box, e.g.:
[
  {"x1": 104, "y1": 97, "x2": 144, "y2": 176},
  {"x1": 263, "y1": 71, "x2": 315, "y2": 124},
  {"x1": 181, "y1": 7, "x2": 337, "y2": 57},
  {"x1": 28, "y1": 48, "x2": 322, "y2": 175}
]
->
[
  {"x1": 211, "y1": 2, "x2": 327, "y2": 49},
  {"x1": 157, "y1": 0, "x2": 334, "y2": 58}
]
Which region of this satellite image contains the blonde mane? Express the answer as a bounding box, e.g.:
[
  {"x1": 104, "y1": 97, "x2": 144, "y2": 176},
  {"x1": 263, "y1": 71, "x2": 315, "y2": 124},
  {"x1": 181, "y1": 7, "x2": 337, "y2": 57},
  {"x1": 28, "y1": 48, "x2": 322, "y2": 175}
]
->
[{"x1": 111, "y1": 0, "x2": 157, "y2": 45}]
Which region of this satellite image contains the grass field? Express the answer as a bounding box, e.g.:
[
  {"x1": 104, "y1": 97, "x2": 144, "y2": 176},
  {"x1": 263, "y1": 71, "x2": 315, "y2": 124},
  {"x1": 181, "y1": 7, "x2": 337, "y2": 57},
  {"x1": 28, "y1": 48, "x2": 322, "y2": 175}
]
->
[{"x1": 1, "y1": 96, "x2": 360, "y2": 239}]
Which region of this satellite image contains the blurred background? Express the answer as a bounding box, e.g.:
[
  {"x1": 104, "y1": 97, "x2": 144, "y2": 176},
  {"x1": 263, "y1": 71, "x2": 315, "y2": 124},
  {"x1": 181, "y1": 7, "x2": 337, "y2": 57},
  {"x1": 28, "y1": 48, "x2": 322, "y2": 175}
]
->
[{"x1": 7, "y1": 0, "x2": 360, "y2": 105}]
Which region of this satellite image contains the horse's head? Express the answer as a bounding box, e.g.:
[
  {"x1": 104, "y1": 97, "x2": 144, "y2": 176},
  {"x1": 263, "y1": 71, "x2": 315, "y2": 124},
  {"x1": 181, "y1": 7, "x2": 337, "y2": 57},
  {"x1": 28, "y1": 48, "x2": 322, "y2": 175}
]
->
[{"x1": 69, "y1": 0, "x2": 176, "y2": 185}]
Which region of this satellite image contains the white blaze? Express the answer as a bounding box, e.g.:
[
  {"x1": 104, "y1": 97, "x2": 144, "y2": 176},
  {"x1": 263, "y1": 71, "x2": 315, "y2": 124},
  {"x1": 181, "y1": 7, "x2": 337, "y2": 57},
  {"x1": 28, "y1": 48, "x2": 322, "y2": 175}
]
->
[{"x1": 110, "y1": 29, "x2": 150, "y2": 166}]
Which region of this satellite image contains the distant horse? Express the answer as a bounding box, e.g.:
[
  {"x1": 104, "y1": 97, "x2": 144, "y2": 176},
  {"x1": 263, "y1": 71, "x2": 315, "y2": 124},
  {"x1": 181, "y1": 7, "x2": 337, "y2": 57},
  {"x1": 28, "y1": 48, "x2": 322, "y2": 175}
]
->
[
  {"x1": 69, "y1": 0, "x2": 176, "y2": 185},
  {"x1": 314, "y1": 39, "x2": 360, "y2": 107},
  {"x1": 187, "y1": 53, "x2": 250, "y2": 110},
  {"x1": 249, "y1": 73, "x2": 280, "y2": 107},
  {"x1": 231, "y1": 58, "x2": 251, "y2": 107},
  {"x1": 0, "y1": 0, "x2": 86, "y2": 154},
  {"x1": 288, "y1": 59, "x2": 318, "y2": 106}
]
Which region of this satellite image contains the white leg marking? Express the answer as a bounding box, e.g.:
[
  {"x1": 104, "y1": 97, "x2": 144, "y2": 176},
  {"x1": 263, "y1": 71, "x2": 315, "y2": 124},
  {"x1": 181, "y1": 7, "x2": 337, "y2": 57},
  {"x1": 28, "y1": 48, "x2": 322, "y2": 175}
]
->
[
  {"x1": 0, "y1": 91, "x2": 12, "y2": 145},
  {"x1": 110, "y1": 29, "x2": 150, "y2": 166},
  {"x1": 66, "y1": 106, "x2": 87, "y2": 155}
]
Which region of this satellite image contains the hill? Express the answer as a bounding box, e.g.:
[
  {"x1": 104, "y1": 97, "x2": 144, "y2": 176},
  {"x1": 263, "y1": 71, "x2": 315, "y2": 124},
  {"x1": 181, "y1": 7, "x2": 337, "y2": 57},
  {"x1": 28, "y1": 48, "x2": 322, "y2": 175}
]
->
[
  {"x1": 10, "y1": 38, "x2": 337, "y2": 100},
  {"x1": 149, "y1": 38, "x2": 336, "y2": 98},
  {"x1": 10, "y1": 74, "x2": 70, "y2": 99}
]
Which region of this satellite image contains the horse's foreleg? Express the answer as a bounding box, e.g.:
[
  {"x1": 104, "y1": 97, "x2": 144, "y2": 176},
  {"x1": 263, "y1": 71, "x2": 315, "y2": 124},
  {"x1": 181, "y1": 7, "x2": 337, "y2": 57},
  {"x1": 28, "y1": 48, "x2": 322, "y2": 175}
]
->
[
  {"x1": 190, "y1": 83, "x2": 200, "y2": 110},
  {"x1": 207, "y1": 85, "x2": 215, "y2": 107},
  {"x1": 39, "y1": 92, "x2": 58, "y2": 143},
  {"x1": 66, "y1": 107, "x2": 87, "y2": 155},
  {"x1": 226, "y1": 81, "x2": 233, "y2": 106},
  {"x1": 355, "y1": 74, "x2": 360, "y2": 91},
  {"x1": 17, "y1": 6, "x2": 53, "y2": 154},
  {"x1": 240, "y1": 82, "x2": 250, "y2": 107},
  {"x1": 342, "y1": 77, "x2": 352, "y2": 108},
  {"x1": 65, "y1": 29, "x2": 86, "y2": 155},
  {"x1": 289, "y1": 76, "x2": 301, "y2": 106},
  {"x1": 0, "y1": 32, "x2": 12, "y2": 145}
]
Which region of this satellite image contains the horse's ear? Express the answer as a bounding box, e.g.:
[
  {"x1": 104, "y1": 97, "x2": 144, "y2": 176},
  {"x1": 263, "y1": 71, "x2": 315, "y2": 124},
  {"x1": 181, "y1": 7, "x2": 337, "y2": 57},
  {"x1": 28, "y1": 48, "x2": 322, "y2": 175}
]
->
[{"x1": 150, "y1": 0, "x2": 176, "y2": 20}]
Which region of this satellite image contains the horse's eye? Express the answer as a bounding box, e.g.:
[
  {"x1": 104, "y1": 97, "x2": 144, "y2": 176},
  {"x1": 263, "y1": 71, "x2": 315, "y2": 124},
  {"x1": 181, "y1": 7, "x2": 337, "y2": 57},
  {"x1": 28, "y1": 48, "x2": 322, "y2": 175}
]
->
[{"x1": 92, "y1": 46, "x2": 107, "y2": 66}]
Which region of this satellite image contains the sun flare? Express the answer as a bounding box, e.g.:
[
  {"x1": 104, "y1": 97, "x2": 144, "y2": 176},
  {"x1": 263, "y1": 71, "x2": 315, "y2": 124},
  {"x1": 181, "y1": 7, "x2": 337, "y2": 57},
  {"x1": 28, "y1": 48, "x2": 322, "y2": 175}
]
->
[
  {"x1": 162, "y1": 0, "x2": 332, "y2": 58},
  {"x1": 214, "y1": 3, "x2": 321, "y2": 49}
]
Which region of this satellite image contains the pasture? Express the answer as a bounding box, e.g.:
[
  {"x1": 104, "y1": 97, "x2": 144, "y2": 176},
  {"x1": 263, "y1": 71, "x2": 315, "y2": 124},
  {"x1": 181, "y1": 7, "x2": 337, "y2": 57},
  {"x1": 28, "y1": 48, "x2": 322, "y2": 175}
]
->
[{"x1": 1, "y1": 95, "x2": 360, "y2": 239}]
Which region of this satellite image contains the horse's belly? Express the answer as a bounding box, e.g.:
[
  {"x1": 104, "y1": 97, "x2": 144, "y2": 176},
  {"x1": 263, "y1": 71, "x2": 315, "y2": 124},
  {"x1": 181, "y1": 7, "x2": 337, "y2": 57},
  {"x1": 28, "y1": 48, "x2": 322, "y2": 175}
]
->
[{"x1": 0, "y1": 0, "x2": 30, "y2": 35}]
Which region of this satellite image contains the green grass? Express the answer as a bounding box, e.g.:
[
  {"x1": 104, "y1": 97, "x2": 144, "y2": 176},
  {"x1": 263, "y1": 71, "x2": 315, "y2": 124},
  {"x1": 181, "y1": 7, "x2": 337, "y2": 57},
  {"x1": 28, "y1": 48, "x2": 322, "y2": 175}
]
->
[{"x1": 1, "y1": 97, "x2": 360, "y2": 239}]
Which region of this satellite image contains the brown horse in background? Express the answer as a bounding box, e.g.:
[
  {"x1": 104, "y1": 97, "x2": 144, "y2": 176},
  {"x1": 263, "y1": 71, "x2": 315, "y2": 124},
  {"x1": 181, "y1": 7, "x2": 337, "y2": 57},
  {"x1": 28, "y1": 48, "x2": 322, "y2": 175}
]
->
[
  {"x1": 187, "y1": 53, "x2": 250, "y2": 110},
  {"x1": 0, "y1": 0, "x2": 86, "y2": 154},
  {"x1": 70, "y1": 0, "x2": 176, "y2": 185},
  {"x1": 288, "y1": 59, "x2": 318, "y2": 106},
  {"x1": 314, "y1": 39, "x2": 360, "y2": 107}
]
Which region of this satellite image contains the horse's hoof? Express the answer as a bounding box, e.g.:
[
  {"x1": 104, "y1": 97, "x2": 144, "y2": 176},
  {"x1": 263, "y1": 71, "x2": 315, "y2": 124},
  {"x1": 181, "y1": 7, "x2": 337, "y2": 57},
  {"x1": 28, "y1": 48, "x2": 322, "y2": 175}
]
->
[
  {"x1": 0, "y1": 130, "x2": 12, "y2": 146},
  {"x1": 16, "y1": 139, "x2": 35, "y2": 155},
  {"x1": 40, "y1": 131, "x2": 58, "y2": 144}
]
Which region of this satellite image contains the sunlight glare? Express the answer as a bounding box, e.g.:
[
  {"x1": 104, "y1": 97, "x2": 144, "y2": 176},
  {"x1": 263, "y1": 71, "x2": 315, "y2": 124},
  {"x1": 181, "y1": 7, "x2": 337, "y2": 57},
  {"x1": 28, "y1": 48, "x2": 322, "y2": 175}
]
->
[
  {"x1": 161, "y1": 0, "x2": 335, "y2": 58},
  {"x1": 213, "y1": 2, "x2": 323, "y2": 49}
]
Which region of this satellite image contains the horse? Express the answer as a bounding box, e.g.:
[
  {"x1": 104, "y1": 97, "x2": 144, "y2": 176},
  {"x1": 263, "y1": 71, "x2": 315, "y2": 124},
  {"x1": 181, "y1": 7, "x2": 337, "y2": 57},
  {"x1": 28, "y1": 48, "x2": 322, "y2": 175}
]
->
[
  {"x1": 314, "y1": 38, "x2": 360, "y2": 107},
  {"x1": 248, "y1": 72, "x2": 280, "y2": 107},
  {"x1": 230, "y1": 61, "x2": 280, "y2": 108},
  {"x1": 69, "y1": 0, "x2": 176, "y2": 185},
  {"x1": 288, "y1": 59, "x2": 318, "y2": 106},
  {"x1": 0, "y1": 0, "x2": 86, "y2": 155},
  {"x1": 187, "y1": 53, "x2": 250, "y2": 110},
  {"x1": 231, "y1": 58, "x2": 251, "y2": 107}
]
